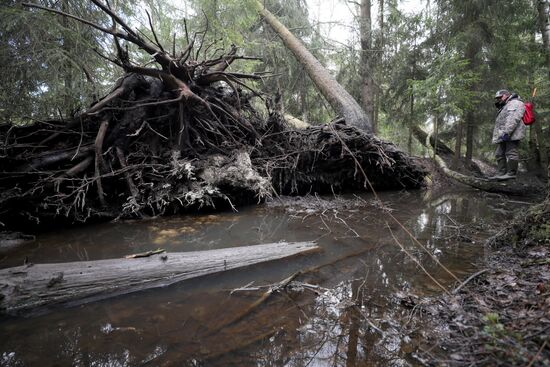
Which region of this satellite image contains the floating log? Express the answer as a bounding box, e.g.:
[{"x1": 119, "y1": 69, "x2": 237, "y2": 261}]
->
[{"x1": 0, "y1": 241, "x2": 319, "y2": 315}]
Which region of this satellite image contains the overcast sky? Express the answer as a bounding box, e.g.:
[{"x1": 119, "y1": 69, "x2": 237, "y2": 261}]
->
[
  {"x1": 141, "y1": 0, "x2": 425, "y2": 48},
  {"x1": 308, "y1": 0, "x2": 425, "y2": 43}
]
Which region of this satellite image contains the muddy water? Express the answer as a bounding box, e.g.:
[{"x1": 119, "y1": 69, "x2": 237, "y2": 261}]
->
[{"x1": 0, "y1": 190, "x2": 529, "y2": 366}]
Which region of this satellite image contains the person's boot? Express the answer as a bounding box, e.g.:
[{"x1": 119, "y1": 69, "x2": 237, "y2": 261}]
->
[
  {"x1": 489, "y1": 158, "x2": 507, "y2": 179},
  {"x1": 496, "y1": 159, "x2": 518, "y2": 180}
]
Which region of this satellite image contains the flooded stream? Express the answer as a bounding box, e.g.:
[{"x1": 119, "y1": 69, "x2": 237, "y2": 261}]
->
[{"x1": 0, "y1": 189, "x2": 530, "y2": 366}]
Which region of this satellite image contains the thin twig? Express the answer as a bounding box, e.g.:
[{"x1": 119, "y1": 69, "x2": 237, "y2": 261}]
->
[
  {"x1": 452, "y1": 269, "x2": 489, "y2": 294},
  {"x1": 526, "y1": 340, "x2": 547, "y2": 367},
  {"x1": 387, "y1": 224, "x2": 450, "y2": 295},
  {"x1": 145, "y1": 9, "x2": 165, "y2": 53}
]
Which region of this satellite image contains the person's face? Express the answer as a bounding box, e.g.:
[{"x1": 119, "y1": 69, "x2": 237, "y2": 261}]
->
[{"x1": 494, "y1": 94, "x2": 509, "y2": 108}]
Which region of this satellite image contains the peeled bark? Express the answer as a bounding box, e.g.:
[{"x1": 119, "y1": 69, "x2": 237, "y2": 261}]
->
[
  {"x1": 0, "y1": 241, "x2": 319, "y2": 315},
  {"x1": 256, "y1": 2, "x2": 373, "y2": 134}
]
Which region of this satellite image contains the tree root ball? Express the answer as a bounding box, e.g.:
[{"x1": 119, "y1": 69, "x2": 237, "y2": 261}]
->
[{"x1": 0, "y1": 73, "x2": 426, "y2": 231}]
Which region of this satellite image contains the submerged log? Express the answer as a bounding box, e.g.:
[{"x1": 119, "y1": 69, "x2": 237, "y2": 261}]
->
[{"x1": 0, "y1": 241, "x2": 319, "y2": 315}]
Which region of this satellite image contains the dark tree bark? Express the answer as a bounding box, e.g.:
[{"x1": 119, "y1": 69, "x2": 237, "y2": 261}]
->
[
  {"x1": 408, "y1": 92, "x2": 415, "y2": 154},
  {"x1": 360, "y1": 0, "x2": 375, "y2": 129},
  {"x1": 453, "y1": 119, "x2": 464, "y2": 168},
  {"x1": 462, "y1": 3, "x2": 483, "y2": 163},
  {"x1": 378, "y1": 0, "x2": 384, "y2": 50},
  {"x1": 464, "y1": 41, "x2": 480, "y2": 163},
  {"x1": 373, "y1": 0, "x2": 385, "y2": 131},
  {"x1": 465, "y1": 110, "x2": 475, "y2": 162},
  {"x1": 537, "y1": 0, "x2": 550, "y2": 191},
  {"x1": 61, "y1": 0, "x2": 75, "y2": 116},
  {"x1": 537, "y1": 0, "x2": 550, "y2": 81}
]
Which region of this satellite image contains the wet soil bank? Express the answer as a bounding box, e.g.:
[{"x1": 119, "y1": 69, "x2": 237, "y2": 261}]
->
[{"x1": 418, "y1": 201, "x2": 550, "y2": 366}]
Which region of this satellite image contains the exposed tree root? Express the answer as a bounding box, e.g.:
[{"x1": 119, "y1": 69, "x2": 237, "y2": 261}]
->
[{"x1": 258, "y1": 118, "x2": 426, "y2": 195}]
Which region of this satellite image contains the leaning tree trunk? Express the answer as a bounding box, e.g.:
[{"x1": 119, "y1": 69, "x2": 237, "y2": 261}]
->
[{"x1": 255, "y1": 1, "x2": 373, "y2": 134}]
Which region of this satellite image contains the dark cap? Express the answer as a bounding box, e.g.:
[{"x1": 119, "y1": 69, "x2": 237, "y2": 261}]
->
[{"x1": 495, "y1": 89, "x2": 510, "y2": 98}]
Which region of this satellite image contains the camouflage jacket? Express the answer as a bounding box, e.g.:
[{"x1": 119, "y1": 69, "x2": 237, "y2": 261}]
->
[{"x1": 492, "y1": 96, "x2": 526, "y2": 144}]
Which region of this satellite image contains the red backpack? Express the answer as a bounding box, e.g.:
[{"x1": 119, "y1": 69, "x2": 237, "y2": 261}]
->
[
  {"x1": 523, "y1": 88, "x2": 537, "y2": 125},
  {"x1": 523, "y1": 102, "x2": 536, "y2": 125}
]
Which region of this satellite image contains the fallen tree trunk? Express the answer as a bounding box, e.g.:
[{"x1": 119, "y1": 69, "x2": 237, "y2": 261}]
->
[
  {"x1": 410, "y1": 124, "x2": 454, "y2": 157},
  {"x1": 0, "y1": 241, "x2": 319, "y2": 315},
  {"x1": 411, "y1": 124, "x2": 486, "y2": 175},
  {"x1": 432, "y1": 145, "x2": 544, "y2": 196},
  {"x1": 411, "y1": 126, "x2": 544, "y2": 196}
]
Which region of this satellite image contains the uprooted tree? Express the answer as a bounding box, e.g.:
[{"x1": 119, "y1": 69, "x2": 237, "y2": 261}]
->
[{"x1": 0, "y1": 1, "x2": 426, "y2": 231}]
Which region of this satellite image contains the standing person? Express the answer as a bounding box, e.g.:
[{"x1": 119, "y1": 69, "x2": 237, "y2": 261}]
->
[{"x1": 491, "y1": 89, "x2": 526, "y2": 180}]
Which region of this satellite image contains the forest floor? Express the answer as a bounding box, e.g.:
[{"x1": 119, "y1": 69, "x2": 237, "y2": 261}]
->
[{"x1": 415, "y1": 196, "x2": 550, "y2": 366}]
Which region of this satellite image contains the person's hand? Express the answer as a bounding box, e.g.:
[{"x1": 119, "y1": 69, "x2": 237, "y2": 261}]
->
[{"x1": 500, "y1": 133, "x2": 510, "y2": 142}]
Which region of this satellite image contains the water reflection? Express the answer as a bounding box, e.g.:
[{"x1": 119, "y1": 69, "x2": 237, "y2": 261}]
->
[{"x1": 0, "y1": 190, "x2": 529, "y2": 366}]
